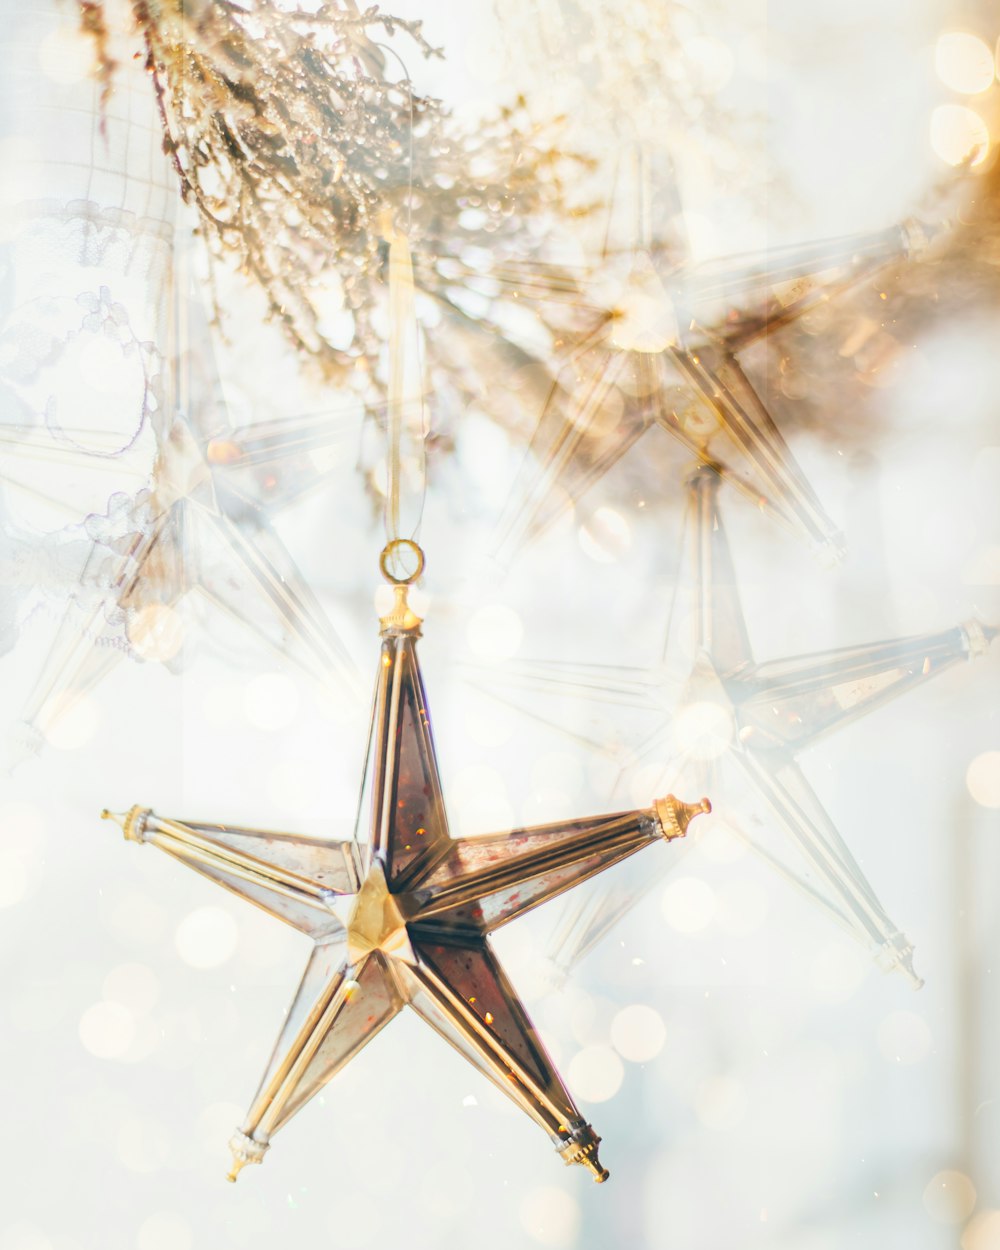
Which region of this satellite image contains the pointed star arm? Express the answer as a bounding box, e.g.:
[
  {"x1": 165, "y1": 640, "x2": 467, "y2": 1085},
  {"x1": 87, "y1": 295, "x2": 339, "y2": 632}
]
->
[
  {"x1": 397, "y1": 938, "x2": 609, "y2": 1180},
  {"x1": 733, "y1": 620, "x2": 996, "y2": 752},
  {"x1": 493, "y1": 342, "x2": 641, "y2": 559},
  {"x1": 229, "y1": 948, "x2": 402, "y2": 1178},
  {"x1": 361, "y1": 629, "x2": 455, "y2": 887},
  {"x1": 410, "y1": 795, "x2": 709, "y2": 934},
  {"x1": 670, "y1": 465, "x2": 755, "y2": 672},
  {"x1": 211, "y1": 404, "x2": 360, "y2": 511},
  {"x1": 730, "y1": 750, "x2": 920, "y2": 985},
  {"x1": 196, "y1": 504, "x2": 362, "y2": 702},
  {"x1": 101, "y1": 806, "x2": 358, "y2": 937},
  {"x1": 685, "y1": 220, "x2": 925, "y2": 349},
  {"x1": 666, "y1": 346, "x2": 843, "y2": 555}
]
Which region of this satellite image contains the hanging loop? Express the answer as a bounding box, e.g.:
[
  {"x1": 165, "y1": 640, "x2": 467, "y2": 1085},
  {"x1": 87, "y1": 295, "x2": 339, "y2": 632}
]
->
[{"x1": 379, "y1": 538, "x2": 425, "y2": 585}]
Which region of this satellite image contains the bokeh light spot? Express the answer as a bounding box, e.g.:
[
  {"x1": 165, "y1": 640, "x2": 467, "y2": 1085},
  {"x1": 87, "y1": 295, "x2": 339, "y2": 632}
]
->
[
  {"x1": 935, "y1": 32, "x2": 995, "y2": 95},
  {"x1": 923, "y1": 1169, "x2": 977, "y2": 1224},
  {"x1": 566, "y1": 1045, "x2": 624, "y2": 1102},
  {"x1": 579, "y1": 507, "x2": 632, "y2": 563},
  {"x1": 966, "y1": 750, "x2": 1000, "y2": 807},
  {"x1": 671, "y1": 700, "x2": 734, "y2": 760},
  {"x1": 611, "y1": 1004, "x2": 666, "y2": 1063},
  {"x1": 662, "y1": 875, "x2": 716, "y2": 933},
  {"x1": 963, "y1": 1209, "x2": 1000, "y2": 1250},
  {"x1": 930, "y1": 104, "x2": 990, "y2": 166},
  {"x1": 518, "y1": 1187, "x2": 581, "y2": 1248},
  {"x1": 78, "y1": 1001, "x2": 135, "y2": 1060}
]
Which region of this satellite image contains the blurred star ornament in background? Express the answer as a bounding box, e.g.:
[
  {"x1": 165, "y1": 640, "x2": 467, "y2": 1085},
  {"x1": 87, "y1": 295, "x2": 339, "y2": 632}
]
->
[
  {"x1": 494, "y1": 147, "x2": 941, "y2": 561},
  {"x1": 478, "y1": 466, "x2": 996, "y2": 983},
  {"x1": 102, "y1": 551, "x2": 710, "y2": 1183}
]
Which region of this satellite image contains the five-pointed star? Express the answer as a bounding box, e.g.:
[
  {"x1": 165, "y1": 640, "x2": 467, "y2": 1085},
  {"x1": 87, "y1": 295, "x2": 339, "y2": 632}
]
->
[
  {"x1": 11, "y1": 387, "x2": 365, "y2": 759},
  {"x1": 102, "y1": 584, "x2": 709, "y2": 1183},
  {"x1": 477, "y1": 466, "x2": 995, "y2": 985},
  {"x1": 475, "y1": 152, "x2": 934, "y2": 560}
]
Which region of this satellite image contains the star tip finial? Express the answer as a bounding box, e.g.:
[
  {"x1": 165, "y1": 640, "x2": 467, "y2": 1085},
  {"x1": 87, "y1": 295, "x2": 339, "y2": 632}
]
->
[
  {"x1": 378, "y1": 582, "x2": 423, "y2": 634},
  {"x1": 378, "y1": 540, "x2": 425, "y2": 634},
  {"x1": 227, "y1": 1128, "x2": 268, "y2": 1181},
  {"x1": 101, "y1": 805, "x2": 152, "y2": 843},
  {"x1": 558, "y1": 1124, "x2": 607, "y2": 1181},
  {"x1": 654, "y1": 794, "x2": 712, "y2": 841}
]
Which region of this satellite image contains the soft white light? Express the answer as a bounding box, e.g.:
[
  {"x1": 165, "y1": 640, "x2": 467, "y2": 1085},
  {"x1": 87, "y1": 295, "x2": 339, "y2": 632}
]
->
[
  {"x1": 78, "y1": 335, "x2": 134, "y2": 395},
  {"x1": 103, "y1": 962, "x2": 159, "y2": 1014},
  {"x1": 174, "y1": 906, "x2": 239, "y2": 969},
  {"x1": 966, "y1": 750, "x2": 1000, "y2": 808},
  {"x1": 683, "y1": 36, "x2": 735, "y2": 93},
  {"x1": 566, "y1": 1045, "x2": 624, "y2": 1102},
  {"x1": 578, "y1": 507, "x2": 632, "y2": 563},
  {"x1": 137, "y1": 1213, "x2": 192, "y2": 1250},
  {"x1": 466, "y1": 604, "x2": 524, "y2": 660},
  {"x1": 43, "y1": 692, "x2": 102, "y2": 750},
  {"x1": 266, "y1": 760, "x2": 319, "y2": 816},
  {"x1": 671, "y1": 700, "x2": 734, "y2": 760},
  {"x1": 244, "y1": 671, "x2": 300, "y2": 731},
  {"x1": 127, "y1": 603, "x2": 186, "y2": 663},
  {"x1": 876, "y1": 1009, "x2": 932, "y2": 1064},
  {"x1": 808, "y1": 940, "x2": 869, "y2": 1004},
  {"x1": 518, "y1": 1187, "x2": 581, "y2": 1248},
  {"x1": 448, "y1": 765, "x2": 514, "y2": 834},
  {"x1": 963, "y1": 1209, "x2": 1000, "y2": 1250},
  {"x1": 714, "y1": 879, "x2": 768, "y2": 937},
  {"x1": 0, "y1": 854, "x2": 28, "y2": 908},
  {"x1": 0, "y1": 1221, "x2": 53, "y2": 1250},
  {"x1": 662, "y1": 875, "x2": 716, "y2": 933},
  {"x1": 38, "y1": 23, "x2": 95, "y2": 84},
  {"x1": 610, "y1": 1004, "x2": 666, "y2": 1063},
  {"x1": 78, "y1": 1001, "x2": 136, "y2": 1060},
  {"x1": 694, "y1": 1074, "x2": 747, "y2": 1131},
  {"x1": 935, "y1": 32, "x2": 995, "y2": 95}
]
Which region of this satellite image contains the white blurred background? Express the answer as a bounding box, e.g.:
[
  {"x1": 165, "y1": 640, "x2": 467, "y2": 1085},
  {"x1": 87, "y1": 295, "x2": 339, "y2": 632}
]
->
[{"x1": 1, "y1": 1, "x2": 999, "y2": 1248}]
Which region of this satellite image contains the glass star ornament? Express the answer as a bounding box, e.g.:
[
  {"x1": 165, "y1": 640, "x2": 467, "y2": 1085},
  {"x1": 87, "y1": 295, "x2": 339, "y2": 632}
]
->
[
  {"x1": 10, "y1": 327, "x2": 366, "y2": 761},
  {"x1": 477, "y1": 467, "x2": 995, "y2": 985},
  {"x1": 492, "y1": 148, "x2": 940, "y2": 561},
  {"x1": 100, "y1": 565, "x2": 710, "y2": 1183}
]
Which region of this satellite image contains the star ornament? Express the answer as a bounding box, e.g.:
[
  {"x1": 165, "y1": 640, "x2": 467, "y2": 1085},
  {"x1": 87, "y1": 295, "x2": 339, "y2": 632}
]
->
[
  {"x1": 101, "y1": 573, "x2": 710, "y2": 1184},
  {"x1": 475, "y1": 468, "x2": 996, "y2": 984}
]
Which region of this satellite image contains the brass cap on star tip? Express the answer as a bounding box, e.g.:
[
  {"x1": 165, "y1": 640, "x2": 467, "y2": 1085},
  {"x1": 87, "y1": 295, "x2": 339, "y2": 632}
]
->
[
  {"x1": 378, "y1": 583, "x2": 423, "y2": 635},
  {"x1": 227, "y1": 1128, "x2": 268, "y2": 1182},
  {"x1": 654, "y1": 794, "x2": 712, "y2": 841},
  {"x1": 101, "y1": 805, "x2": 152, "y2": 843},
  {"x1": 558, "y1": 1125, "x2": 609, "y2": 1183}
]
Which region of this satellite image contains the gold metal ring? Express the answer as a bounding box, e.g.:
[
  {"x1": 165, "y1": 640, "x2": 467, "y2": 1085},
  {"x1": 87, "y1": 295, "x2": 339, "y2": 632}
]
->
[{"x1": 379, "y1": 538, "x2": 425, "y2": 585}]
